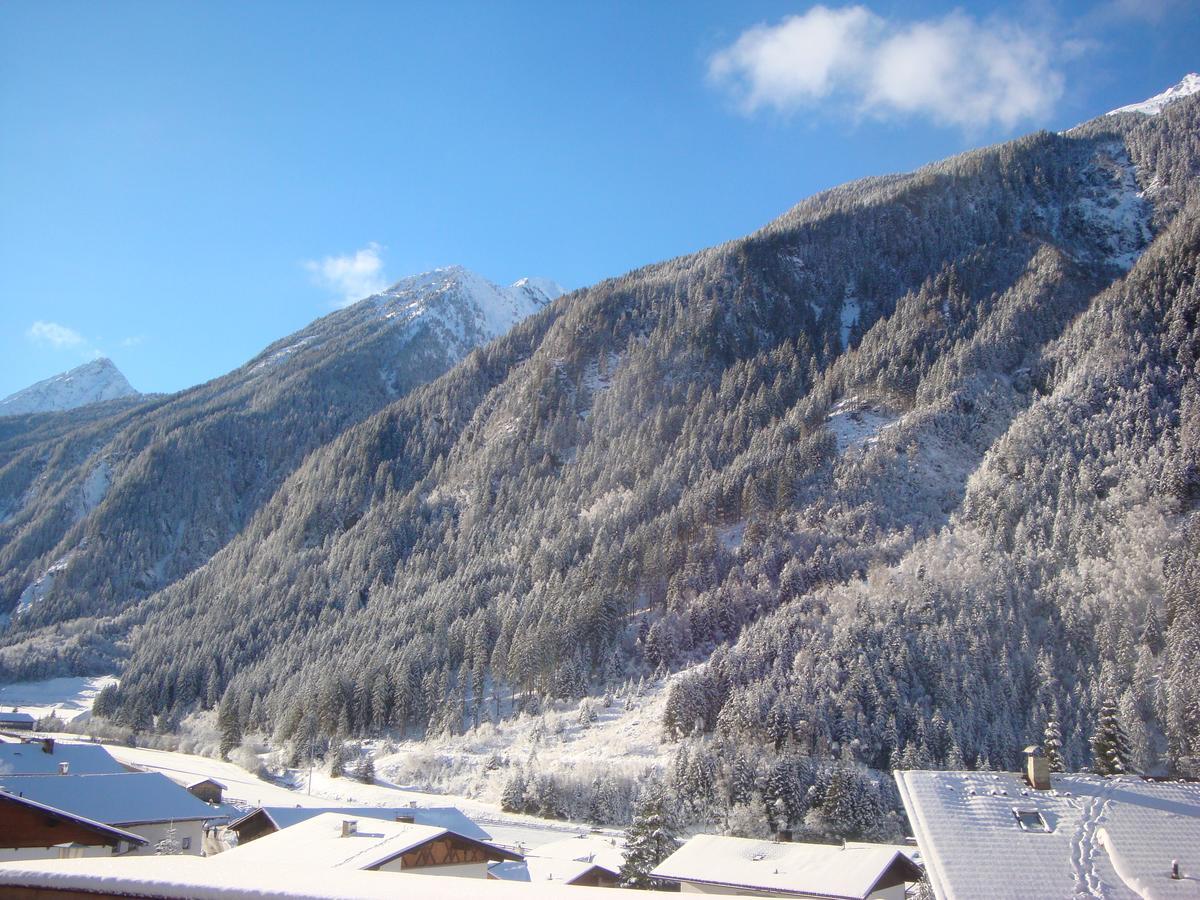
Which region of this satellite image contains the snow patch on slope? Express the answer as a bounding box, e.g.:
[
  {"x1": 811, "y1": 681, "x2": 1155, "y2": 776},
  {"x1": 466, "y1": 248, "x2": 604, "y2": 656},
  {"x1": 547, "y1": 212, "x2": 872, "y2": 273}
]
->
[
  {"x1": 74, "y1": 459, "x2": 111, "y2": 519},
  {"x1": 14, "y1": 550, "x2": 76, "y2": 617},
  {"x1": 840, "y1": 296, "x2": 860, "y2": 350},
  {"x1": 1107, "y1": 73, "x2": 1200, "y2": 116},
  {"x1": 827, "y1": 398, "x2": 899, "y2": 454},
  {"x1": 0, "y1": 358, "x2": 139, "y2": 417},
  {"x1": 1075, "y1": 143, "x2": 1153, "y2": 270},
  {"x1": 251, "y1": 337, "x2": 313, "y2": 372}
]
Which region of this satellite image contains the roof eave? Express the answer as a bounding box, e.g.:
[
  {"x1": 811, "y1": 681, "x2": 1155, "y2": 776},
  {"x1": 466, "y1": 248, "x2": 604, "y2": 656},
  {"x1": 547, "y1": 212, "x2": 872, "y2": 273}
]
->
[{"x1": 649, "y1": 872, "x2": 867, "y2": 899}]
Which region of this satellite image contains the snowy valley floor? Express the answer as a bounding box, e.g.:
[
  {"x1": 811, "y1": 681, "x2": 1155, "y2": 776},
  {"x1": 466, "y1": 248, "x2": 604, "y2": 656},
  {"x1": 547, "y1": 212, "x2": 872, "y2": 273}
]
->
[{"x1": 2, "y1": 673, "x2": 671, "y2": 850}]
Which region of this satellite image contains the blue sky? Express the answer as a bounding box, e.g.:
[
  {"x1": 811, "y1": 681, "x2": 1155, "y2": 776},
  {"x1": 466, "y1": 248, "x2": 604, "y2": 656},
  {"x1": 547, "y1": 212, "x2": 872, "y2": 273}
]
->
[{"x1": 1, "y1": 1, "x2": 1196, "y2": 397}]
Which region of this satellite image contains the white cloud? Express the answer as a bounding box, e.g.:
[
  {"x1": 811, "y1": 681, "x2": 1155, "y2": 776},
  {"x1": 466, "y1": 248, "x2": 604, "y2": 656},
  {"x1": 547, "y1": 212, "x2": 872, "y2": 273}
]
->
[
  {"x1": 120, "y1": 335, "x2": 146, "y2": 348},
  {"x1": 709, "y1": 5, "x2": 1064, "y2": 131},
  {"x1": 26, "y1": 320, "x2": 85, "y2": 349},
  {"x1": 304, "y1": 242, "x2": 388, "y2": 306}
]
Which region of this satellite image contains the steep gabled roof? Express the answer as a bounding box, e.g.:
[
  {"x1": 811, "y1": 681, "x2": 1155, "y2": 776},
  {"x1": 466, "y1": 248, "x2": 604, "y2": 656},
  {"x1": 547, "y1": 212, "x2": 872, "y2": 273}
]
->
[
  {"x1": 650, "y1": 834, "x2": 921, "y2": 899},
  {"x1": 0, "y1": 771, "x2": 224, "y2": 826},
  {"x1": 895, "y1": 769, "x2": 1200, "y2": 899}
]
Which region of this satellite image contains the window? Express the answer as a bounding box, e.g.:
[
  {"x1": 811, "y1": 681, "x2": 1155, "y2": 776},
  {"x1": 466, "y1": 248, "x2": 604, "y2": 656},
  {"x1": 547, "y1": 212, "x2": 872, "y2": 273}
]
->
[
  {"x1": 1012, "y1": 809, "x2": 1050, "y2": 833},
  {"x1": 181, "y1": 836, "x2": 192, "y2": 850}
]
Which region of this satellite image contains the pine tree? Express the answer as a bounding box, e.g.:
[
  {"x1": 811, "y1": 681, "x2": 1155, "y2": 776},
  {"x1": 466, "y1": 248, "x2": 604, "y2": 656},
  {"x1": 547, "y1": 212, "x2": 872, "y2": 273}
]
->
[
  {"x1": 353, "y1": 753, "x2": 376, "y2": 784},
  {"x1": 1044, "y1": 713, "x2": 1065, "y2": 772},
  {"x1": 500, "y1": 768, "x2": 527, "y2": 813},
  {"x1": 1091, "y1": 699, "x2": 1132, "y2": 776},
  {"x1": 217, "y1": 691, "x2": 242, "y2": 760},
  {"x1": 620, "y1": 783, "x2": 679, "y2": 889}
]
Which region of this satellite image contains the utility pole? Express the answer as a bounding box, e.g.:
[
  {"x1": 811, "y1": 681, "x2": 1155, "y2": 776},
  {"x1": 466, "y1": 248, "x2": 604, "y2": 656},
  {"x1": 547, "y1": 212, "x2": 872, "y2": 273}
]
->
[{"x1": 307, "y1": 725, "x2": 315, "y2": 796}]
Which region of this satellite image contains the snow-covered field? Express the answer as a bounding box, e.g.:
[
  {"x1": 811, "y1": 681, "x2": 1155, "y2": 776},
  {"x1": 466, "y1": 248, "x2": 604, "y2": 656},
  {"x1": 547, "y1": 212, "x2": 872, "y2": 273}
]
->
[
  {"x1": 0, "y1": 674, "x2": 117, "y2": 724},
  {"x1": 1, "y1": 672, "x2": 665, "y2": 852},
  {"x1": 101, "y1": 743, "x2": 616, "y2": 851}
]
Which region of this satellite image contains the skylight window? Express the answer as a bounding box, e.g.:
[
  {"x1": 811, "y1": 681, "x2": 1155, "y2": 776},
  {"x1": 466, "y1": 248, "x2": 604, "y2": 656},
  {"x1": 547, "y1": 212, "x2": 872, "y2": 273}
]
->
[{"x1": 1013, "y1": 808, "x2": 1050, "y2": 833}]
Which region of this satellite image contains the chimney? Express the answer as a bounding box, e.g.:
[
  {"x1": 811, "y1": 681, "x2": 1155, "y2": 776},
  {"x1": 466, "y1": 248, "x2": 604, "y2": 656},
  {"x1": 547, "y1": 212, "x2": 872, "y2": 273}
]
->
[
  {"x1": 1172, "y1": 860, "x2": 1181, "y2": 880},
  {"x1": 341, "y1": 819, "x2": 357, "y2": 837},
  {"x1": 58, "y1": 762, "x2": 69, "y2": 776},
  {"x1": 40, "y1": 739, "x2": 55, "y2": 755},
  {"x1": 408, "y1": 801, "x2": 417, "y2": 808},
  {"x1": 1023, "y1": 745, "x2": 1050, "y2": 790}
]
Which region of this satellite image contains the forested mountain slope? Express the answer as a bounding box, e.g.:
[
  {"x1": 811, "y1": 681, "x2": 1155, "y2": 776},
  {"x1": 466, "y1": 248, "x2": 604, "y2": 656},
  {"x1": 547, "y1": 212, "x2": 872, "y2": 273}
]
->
[
  {"x1": 0, "y1": 269, "x2": 560, "y2": 676},
  {"x1": 104, "y1": 88, "x2": 1200, "y2": 790}
]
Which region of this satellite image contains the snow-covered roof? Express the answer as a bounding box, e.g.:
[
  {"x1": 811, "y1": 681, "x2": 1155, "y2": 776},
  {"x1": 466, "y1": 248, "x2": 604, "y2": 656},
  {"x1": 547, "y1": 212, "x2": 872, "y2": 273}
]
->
[
  {"x1": 0, "y1": 856, "x2": 623, "y2": 899},
  {"x1": 529, "y1": 833, "x2": 625, "y2": 875},
  {"x1": 0, "y1": 771, "x2": 224, "y2": 826},
  {"x1": 895, "y1": 770, "x2": 1200, "y2": 899},
  {"x1": 0, "y1": 741, "x2": 128, "y2": 776},
  {"x1": 650, "y1": 834, "x2": 921, "y2": 899},
  {"x1": 0, "y1": 789, "x2": 146, "y2": 847},
  {"x1": 0, "y1": 711, "x2": 35, "y2": 724},
  {"x1": 489, "y1": 857, "x2": 611, "y2": 885},
  {"x1": 186, "y1": 777, "x2": 227, "y2": 790},
  {"x1": 216, "y1": 812, "x2": 519, "y2": 871},
  {"x1": 229, "y1": 805, "x2": 491, "y2": 841}
]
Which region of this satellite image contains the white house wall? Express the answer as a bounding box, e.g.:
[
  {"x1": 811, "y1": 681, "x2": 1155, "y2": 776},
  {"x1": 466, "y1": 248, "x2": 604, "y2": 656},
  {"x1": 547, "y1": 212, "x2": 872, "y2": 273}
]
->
[{"x1": 123, "y1": 820, "x2": 206, "y2": 856}]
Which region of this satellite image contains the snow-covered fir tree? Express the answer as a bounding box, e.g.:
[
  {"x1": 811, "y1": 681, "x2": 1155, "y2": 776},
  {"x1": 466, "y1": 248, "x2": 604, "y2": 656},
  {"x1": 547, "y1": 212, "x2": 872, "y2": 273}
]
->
[
  {"x1": 620, "y1": 783, "x2": 679, "y2": 889},
  {"x1": 1092, "y1": 698, "x2": 1133, "y2": 776}
]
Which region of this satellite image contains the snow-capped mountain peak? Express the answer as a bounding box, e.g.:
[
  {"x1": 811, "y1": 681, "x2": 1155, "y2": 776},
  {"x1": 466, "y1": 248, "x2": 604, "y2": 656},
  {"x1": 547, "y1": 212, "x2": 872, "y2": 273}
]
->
[
  {"x1": 512, "y1": 276, "x2": 567, "y2": 303},
  {"x1": 0, "y1": 358, "x2": 139, "y2": 417},
  {"x1": 1107, "y1": 73, "x2": 1200, "y2": 116},
  {"x1": 369, "y1": 265, "x2": 564, "y2": 346}
]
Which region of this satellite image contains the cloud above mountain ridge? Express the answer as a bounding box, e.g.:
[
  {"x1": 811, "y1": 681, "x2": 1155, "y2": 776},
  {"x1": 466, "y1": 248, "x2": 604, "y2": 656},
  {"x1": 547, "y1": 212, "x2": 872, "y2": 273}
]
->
[{"x1": 709, "y1": 5, "x2": 1064, "y2": 131}]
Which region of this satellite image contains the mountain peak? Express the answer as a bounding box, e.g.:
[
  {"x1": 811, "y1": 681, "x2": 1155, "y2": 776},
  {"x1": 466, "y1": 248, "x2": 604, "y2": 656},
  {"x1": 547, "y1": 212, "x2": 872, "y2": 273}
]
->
[
  {"x1": 1107, "y1": 73, "x2": 1200, "y2": 117},
  {"x1": 0, "y1": 357, "x2": 139, "y2": 417},
  {"x1": 366, "y1": 265, "x2": 564, "y2": 345},
  {"x1": 512, "y1": 276, "x2": 567, "y2": 303}
]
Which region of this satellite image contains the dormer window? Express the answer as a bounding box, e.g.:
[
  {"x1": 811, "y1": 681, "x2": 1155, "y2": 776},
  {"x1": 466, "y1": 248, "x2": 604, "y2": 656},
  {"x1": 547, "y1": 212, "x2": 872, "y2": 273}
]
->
[{"x1": 1013, "y1": 808, "x2": 1050, "y2": 833}]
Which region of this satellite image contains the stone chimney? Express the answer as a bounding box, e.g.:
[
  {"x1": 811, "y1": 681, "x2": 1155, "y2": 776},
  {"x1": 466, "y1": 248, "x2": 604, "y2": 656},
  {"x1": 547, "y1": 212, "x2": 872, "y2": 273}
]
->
[
  {"x1": 1172, "y1": 860, "x2": 1182, "y2": 880},
  {"x1": 341, "y1": 819, "x2": 357, "y2": 837},
  {"x1": 58, "y1": 762, "x2": 69, "y2": 776},
  {"x1": 1024, "y1": 745, "x2": 1050, "y2": 790}
]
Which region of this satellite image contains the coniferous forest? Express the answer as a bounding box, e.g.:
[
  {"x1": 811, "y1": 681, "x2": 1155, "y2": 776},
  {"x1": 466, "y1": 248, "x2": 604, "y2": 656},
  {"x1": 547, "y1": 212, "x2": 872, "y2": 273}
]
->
[{"x1": 3, "y1": 91, "x2": 1200, "y2": 838}]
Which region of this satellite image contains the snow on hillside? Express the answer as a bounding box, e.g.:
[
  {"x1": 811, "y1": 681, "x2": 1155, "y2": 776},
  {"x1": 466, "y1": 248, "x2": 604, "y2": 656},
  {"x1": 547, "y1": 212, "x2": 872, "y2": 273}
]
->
[
  {"x1": 0, "y1": 358, "x2": 139, "y2": 417},
  {"x1": 827, "y1": 398, "x2": 900, "y2": 454},
  {"x1": 0, "y1": 674, "x2": 117, "y2": 724},
  {"x1": 1107, "y1": 73, "x2": 1200, "y2": 116},
  {"x1": 98, "y1": 742, "x2": 614, "y2": 852},
  {"x1": 1075, "y1": 143, "x2": 1153, "y2": 270},
  {"x1": 12, "y1": 551, "x2": 77, "y2": 619}
]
